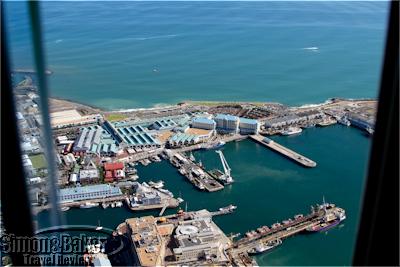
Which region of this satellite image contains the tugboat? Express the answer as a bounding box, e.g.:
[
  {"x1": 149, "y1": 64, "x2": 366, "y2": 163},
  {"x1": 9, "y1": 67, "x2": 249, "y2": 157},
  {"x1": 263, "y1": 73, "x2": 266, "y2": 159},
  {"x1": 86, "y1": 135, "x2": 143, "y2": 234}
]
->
[{"x1": 248, "y1": 239, "x2": 282, "y2": 255}]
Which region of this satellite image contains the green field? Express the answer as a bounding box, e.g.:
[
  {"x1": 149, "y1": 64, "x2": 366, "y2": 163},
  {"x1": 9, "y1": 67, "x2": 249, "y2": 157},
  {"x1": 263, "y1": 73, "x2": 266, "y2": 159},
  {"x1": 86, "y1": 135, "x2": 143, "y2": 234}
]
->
[
  {"x1": 105, "y1": 113, "x2": 128, "y2": 122},
  {"x1": 29, "y1": 154, "x2": 47, "y2": 169}
]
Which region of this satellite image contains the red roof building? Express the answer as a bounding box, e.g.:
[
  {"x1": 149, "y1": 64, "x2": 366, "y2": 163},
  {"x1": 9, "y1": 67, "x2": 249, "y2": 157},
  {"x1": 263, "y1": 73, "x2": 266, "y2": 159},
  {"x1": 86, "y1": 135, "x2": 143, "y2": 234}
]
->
[{"x1": 104, "y1": 162, "x2": 124, "y2": 171}]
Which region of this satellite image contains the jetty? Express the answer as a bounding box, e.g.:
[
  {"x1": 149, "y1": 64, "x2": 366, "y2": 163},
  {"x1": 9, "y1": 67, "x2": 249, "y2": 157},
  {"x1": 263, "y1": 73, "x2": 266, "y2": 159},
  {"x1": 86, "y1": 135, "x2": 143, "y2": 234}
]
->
[
  {"x1": 249, "y1": 134, "x2": 317, "y2": 167},
  {"x1": 230, "y1": 202, "x2": 346, "y2": 262}
]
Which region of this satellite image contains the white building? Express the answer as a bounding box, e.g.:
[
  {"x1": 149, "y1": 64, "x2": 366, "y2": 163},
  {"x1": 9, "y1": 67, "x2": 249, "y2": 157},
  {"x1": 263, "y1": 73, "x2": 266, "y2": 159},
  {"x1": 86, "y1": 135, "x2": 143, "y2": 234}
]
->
[
  {"x1": 214, "y1": 114, "x2": 239, "y2": 134},
  {"x1": 239, "y1": 118, "x2": 259, "y2": 134},
  {"x1": 191, "y1": 117, "x2": 216, "y2": 130}
]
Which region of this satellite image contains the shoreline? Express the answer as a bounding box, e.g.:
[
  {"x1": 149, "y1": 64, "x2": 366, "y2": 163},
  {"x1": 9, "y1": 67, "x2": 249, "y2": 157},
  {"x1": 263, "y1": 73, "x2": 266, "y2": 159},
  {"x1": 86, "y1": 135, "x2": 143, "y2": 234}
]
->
[{"x1": 50, "y1": 96, "x2": 377, "y2": 116}]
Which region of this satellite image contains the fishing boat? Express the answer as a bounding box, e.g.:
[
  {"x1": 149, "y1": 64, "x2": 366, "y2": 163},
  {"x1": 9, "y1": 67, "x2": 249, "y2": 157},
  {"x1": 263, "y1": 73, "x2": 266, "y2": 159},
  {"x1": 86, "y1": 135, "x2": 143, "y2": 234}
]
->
[
  {"x1": 115, "y1": 201, "x2": 123, "y2": 208},
  {"x1": 61, "y1": 207, "x2": 70, "y2": 212},
  {"x1": 101, "y1": 203, "x2": 109, "y2": 209},
  {"x1": 317, "y1": 118, "x2": 337, "y2": 127}
]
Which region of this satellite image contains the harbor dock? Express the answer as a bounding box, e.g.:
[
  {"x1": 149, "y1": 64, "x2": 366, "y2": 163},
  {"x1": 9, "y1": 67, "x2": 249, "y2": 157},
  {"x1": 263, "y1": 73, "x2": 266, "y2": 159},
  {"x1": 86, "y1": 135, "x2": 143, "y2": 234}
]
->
[
  {"x1": 168, "y1": 152, "x2": 225, "y2": 192},
  {"x1": 249, "y1": 135, "x2": 317, "y2": 167},
  {"x1": 229, "y1": 202, "x2": 346, "y2": 263}
]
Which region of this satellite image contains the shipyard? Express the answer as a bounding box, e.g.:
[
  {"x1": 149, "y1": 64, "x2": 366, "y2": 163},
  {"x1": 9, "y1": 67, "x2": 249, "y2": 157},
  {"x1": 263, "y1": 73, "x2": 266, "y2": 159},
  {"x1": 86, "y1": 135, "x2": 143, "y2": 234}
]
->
[{"x1": 11, "y1": 73, "x2": 377, "y2": 266}]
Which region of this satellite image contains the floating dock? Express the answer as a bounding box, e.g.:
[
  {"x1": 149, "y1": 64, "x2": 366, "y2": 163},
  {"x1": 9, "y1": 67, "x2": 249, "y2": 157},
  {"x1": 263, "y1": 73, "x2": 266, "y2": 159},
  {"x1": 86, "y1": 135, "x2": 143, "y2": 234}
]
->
[
  {"x1": 169, "y1": 152, "x2": 224, "y2": 192},
  {"x1": 249, "y1": 135, "x2": 317, "y2": 167}
]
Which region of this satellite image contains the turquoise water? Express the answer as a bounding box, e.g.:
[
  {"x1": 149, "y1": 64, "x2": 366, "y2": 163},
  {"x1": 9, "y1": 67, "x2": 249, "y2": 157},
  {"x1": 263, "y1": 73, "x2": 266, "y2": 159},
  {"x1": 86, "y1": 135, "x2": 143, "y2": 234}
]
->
[
  {"x1": 5, "y1": 1, "x2": 388, "y2": 109},
  {"x1": 38, "y1": 125, "x2": 371, "y2": 265}
]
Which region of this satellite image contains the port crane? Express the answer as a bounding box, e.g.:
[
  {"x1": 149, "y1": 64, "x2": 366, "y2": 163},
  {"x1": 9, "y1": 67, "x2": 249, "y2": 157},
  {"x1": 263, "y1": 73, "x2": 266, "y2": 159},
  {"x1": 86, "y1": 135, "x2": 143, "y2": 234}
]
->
[{"x1": 216, "y1": 150, "x2": 234, "y2": 184}]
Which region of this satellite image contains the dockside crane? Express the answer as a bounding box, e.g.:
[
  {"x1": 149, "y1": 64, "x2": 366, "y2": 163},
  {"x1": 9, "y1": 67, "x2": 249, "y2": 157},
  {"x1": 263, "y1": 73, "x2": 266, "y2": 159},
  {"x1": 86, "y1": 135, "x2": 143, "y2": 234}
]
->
[{"x1": 216, "y1": 150, "x2": 234, "y2": 184}]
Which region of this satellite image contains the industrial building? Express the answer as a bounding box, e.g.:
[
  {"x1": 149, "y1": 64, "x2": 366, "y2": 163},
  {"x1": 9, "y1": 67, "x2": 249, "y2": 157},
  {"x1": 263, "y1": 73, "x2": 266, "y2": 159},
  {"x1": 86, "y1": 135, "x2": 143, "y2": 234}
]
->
[
  {"x1": 104, "y1": 121, "x2": 161, "y2": 149},
  {"x1": 238, "y1": 118, "x2": 259, "y2": 134},
  {"x1": 58, "y1": 184, "x2": 122, "y2": 203},
  {"x1": 214, "y1": 114, "x2": 239, "y2": 133},
  {"x1": 74, "y1": 126, "x2": 120, "y2": 156},
  {"x1": 191, "y1": 117, "x2": 216, "y2": 130},
  {"x1": 148, "y1": 119, "x2": 177, "y2": 130}
]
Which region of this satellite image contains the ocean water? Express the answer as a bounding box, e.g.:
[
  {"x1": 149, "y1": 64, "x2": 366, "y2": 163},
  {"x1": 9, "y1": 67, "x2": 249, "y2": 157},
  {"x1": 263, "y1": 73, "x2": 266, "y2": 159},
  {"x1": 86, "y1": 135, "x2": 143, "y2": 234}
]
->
[
  {"x1": 5, "y1": 1, "x2": 388, "y2": 109},
  {"x1": 6, "y1": 1, "x2": 383, "y2": 265},
  {"x1": 38, "y1": 125, "x2": 371, "y2": 265}
]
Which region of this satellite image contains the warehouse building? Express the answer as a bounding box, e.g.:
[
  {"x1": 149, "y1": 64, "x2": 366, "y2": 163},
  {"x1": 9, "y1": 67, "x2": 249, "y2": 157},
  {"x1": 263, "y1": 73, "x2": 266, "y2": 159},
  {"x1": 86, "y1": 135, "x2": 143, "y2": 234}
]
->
[
  {"x1": 58, "y1": 184, "x2": 122, "y2": 203},
  {"x1": 214, "y1": 114, "x2": 239, "y2": 133},
  {"x1": 104, "y1": 121, "x2": 160, "y2": 149}
]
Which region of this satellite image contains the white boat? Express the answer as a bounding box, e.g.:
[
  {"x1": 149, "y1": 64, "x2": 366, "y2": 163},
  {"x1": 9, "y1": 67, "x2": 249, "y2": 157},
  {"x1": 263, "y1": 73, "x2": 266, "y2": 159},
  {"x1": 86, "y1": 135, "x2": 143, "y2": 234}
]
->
[
  {"x1": 61, "y1": 207, "x2": 70, "y2": 212},
  {"x1": 115, "y1": 201, "x2": 123, "y2": 207},
  {"x1": 318, "y1": 119, "x2": 337, "y2": 127},
  {"x1": 159, "y1": 188, "x2": 174, "y2": 197},
  {"x1": 177, "y1": 197, "x2": 184, "y2": 203},
  {"x1": 111, "y1": 203, "x2": 116, "y2": 208},
  {"x1": 338, "y1": 117, "x2": 351, "y2": 126},
  {"x1": 149, "y1": 180, "x2": 164, "y2": 189},
  {"x1": 80, "y1": 202, "x2": 98, "y2": 209},
  {"x1": 101, "y1": 203, "x2": 109, "y2": 209},
  {"x1": 95, "y1": 220, "x2": 103, "y2": 231},
  {"x1": 248, "y1": 239, "x2": 282, "y2": 255},
  {"x1": 281, "y1": 127, "x2": 302, "y2": 136},
  {"x1": 366, "y1": 126, "x2": 374, "y2": 135}
]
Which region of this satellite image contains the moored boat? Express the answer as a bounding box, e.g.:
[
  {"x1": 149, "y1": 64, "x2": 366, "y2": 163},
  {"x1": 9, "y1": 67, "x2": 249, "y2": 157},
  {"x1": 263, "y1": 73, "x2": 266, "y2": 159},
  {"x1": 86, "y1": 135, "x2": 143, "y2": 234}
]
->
[
  {"x1": 281, "y1": 127, "x2": 302, "y2": 136},
  {"x1": 248, "y1": 239, "x2": 282, "y2": 255},
  {"x1": 80, "y1": 202, "x2": 98, "y2": 209}
]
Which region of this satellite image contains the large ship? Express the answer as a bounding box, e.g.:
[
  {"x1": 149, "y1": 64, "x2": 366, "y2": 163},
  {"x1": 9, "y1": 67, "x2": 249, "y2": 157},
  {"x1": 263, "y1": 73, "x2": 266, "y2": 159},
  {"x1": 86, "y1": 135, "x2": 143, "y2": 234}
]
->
[
  {"x1": 306, "y1": 207, "x2": 346, "y2": 232},
  {"x1": 281, "y1": 127, "x2": 302, "y2": 136},
  {"x1": 248, "y1": 239, "x2": 282, "y2": 255}
]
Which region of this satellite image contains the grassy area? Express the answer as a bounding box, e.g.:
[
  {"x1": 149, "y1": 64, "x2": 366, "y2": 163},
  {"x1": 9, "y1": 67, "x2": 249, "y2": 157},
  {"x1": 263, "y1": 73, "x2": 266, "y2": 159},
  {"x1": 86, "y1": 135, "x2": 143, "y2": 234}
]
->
[
  {"x1": 29, "y1": 154, "x2": 47, "y2": 169},
  {"x1": 105, "y1": 113, "x2": 128, "y2": 122}
]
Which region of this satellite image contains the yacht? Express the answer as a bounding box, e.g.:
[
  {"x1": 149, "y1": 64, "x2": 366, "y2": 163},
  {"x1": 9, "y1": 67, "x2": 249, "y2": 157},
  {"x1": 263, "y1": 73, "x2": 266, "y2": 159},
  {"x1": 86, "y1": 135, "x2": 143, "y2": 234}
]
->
[
  {"x1": 149, "y1": 180, "x2": 164, "y2": 189},
  {"x1": 80, "y1": 202, "x2": 98, "y2": 209},
  {"x1": 281, "y1": 127, "x2": 302, "y2": 136},
  {"x1": 248, "y1": 239, "x2": 282, "y2": 255}
]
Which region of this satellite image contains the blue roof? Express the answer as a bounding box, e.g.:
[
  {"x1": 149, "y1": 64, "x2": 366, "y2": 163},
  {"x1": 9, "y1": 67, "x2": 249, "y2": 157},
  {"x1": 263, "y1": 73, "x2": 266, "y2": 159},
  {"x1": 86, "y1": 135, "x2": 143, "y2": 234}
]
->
[
  {"x1": 215, "y1": 114, "x2": 239, "y2": 121},
  {"x1": 239, "y1": 117, "x2": 258, "y2": 125},
  {"x1": 192, "y1": 117, "x2": 216, "y2": 125}
]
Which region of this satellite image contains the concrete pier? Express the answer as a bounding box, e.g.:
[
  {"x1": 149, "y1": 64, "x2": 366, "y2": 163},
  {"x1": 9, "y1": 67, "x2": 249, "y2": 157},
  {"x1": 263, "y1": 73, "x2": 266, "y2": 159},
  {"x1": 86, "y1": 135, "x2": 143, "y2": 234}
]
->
[{"x1": 249, "y1": 135, "x2": 317, "y2": 167}]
